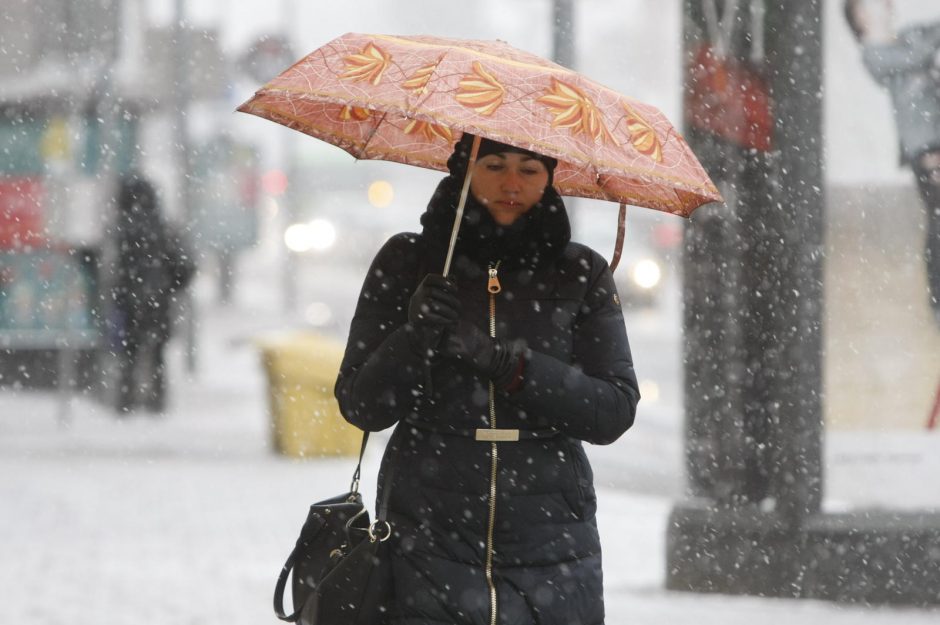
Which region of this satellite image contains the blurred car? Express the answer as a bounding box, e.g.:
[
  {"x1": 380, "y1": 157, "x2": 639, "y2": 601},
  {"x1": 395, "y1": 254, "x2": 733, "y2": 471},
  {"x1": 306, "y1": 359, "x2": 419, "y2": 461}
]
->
[
  {"x1": 572, "y1": 205, "x2": 682, "y2": 309},
  {"x1": 611, "y1": 246, "x2": 665, "y2": 308},
  {"x1": 288, "y1": 166, "x2": 429, "y2": 268},
  {"x1": 283, "y1": 165, "x2": 434, "y2": 332}
]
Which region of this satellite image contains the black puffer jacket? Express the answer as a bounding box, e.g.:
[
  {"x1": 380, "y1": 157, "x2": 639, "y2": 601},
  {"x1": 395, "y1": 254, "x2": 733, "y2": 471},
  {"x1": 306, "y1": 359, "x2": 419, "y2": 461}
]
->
[{"x1": 336, "y1": 164, "x2": 640, "y2": 625}]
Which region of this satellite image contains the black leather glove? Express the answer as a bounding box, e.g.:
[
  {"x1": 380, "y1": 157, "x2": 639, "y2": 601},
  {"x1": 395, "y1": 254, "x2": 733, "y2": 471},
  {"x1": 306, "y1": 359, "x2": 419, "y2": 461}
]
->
[
  {"x1": 407, "y1": 274, "x2": 460, "y2": 356},
  {"x1": 442, "y1": 321, "x2": 525, "y2": 388}
]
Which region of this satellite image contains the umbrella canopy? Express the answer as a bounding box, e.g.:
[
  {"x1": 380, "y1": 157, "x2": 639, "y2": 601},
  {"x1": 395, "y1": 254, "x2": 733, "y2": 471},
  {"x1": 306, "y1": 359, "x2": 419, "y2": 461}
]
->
[{"x1": 237, "y1": 32, "x2": 721, "y2": 217}]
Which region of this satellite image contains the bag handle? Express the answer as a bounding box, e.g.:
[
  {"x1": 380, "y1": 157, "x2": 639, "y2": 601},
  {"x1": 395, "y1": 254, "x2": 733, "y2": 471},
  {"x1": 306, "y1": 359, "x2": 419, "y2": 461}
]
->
[{"x1": 274, "y1": 543, "x2": 303, "y2": 621}]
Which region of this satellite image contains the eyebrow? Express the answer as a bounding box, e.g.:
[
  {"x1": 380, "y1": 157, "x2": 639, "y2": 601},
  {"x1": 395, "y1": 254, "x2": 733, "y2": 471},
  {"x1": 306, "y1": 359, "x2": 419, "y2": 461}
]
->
[{"x1": 487, "y1": 153, "x2": 542, "y2": 163}]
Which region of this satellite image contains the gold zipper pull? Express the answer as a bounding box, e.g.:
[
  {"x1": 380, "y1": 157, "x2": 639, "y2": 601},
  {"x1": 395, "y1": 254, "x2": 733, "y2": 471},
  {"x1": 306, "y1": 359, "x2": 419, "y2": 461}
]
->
[{"x1": 488, "y1": 264, "x2": 501, "y2": 294}]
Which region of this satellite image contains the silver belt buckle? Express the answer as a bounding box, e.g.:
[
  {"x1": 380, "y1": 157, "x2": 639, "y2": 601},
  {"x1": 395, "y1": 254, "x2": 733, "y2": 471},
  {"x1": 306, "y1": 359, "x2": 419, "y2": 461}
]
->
[{"x1": 475, "y1": 428, "x2": 520, "y2": 442}]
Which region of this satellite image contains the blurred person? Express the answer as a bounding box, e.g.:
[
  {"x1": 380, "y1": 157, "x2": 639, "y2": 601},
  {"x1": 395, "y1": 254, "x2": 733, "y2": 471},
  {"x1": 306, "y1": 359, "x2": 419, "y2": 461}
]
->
[
  {"x1": 111, "y1": 174, "x2": 195, "y2": 414},
  {"x1": 334, "y1": 134, "x2": 640, "y2": 625},
  {"x1": 846, "y1": 0, "x2": 940, "y2": 327}
]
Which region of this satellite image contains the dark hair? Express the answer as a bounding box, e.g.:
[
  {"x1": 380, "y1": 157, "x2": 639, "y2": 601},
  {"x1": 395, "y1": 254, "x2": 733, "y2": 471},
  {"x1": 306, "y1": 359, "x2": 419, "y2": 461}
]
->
[
  {"x1": 844, "y1": 0, "x2": 866, "y2": 40},
  {"x1": 447, "y1": 133, "x2": 558, "y2": 186}
]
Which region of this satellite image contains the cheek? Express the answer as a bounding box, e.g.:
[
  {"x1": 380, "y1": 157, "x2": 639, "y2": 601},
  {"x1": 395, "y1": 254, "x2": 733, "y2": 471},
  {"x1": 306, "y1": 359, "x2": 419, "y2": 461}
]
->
[
  {"x1": 469, "y1": 177, "x2": 489, "y2": 202},
  {"x1": 470, "y1": 168, "x2": 502, "y2": 197},
  {"x1": 526, "y1": 177, "x2": 549, "y2": 200}
]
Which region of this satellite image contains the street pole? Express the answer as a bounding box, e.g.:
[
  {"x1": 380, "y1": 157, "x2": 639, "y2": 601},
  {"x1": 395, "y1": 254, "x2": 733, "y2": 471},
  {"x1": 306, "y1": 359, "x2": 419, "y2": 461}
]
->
[
  {"x1": 91, "y1": 0, "x2": 125, "y2": 411},
  {"x1": 551, "y1": 0, "x2": 577, "y2": 231},
  {"x1": 668, "y1": 0, "x2": 824, "y2": 597},
  {"x1": 173, "y1": 0, "x2": 197, "y2": 372},
  {"x1": 551, "y1": 0, "x2": 576, "y2": 69},
  {"x1": 670, "y1": 3, "x2": 940, "y2": 606},
  {"x1": 282, "y1": 0, "x2": 299, "y2": 315},
  {"x1": 760, "y1": 0, "x2": 825, "y2": 523}
]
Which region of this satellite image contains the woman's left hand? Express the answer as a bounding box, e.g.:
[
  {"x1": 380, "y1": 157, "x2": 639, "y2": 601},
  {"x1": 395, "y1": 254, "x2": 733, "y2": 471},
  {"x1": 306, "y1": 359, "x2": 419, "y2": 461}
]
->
[
  {"x1": 442, "y1": 321, "x2": 495, "y2": 370},
  {"x1": 442, "y1": 322, "x2": 523, "y2": 387}
]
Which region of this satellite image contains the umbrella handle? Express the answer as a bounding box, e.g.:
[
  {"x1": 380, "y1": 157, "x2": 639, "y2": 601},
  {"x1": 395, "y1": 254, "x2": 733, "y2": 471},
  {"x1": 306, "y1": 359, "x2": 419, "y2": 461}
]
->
[{"x1": 443, "y1": 134, "x2": 482, "y2": 278}]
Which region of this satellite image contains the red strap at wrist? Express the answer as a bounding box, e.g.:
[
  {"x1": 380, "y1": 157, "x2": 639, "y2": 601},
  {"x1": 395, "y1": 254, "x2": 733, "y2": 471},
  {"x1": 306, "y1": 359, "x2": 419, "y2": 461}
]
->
[{"x1": 503, "y1": 355, "x2": 527, "y2": 393}]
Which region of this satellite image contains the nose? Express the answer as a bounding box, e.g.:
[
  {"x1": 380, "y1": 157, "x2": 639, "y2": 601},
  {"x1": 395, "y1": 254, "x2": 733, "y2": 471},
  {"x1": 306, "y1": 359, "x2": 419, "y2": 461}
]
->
[{"x1": 501, "y1": 169, "x2": 523, "y2": 194}]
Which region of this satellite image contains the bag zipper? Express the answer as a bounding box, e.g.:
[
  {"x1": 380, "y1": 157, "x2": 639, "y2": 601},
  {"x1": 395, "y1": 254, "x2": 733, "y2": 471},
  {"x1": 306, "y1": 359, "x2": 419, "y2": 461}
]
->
[{"x1": 485, "y1": 260, "x2": 501, "y2": 625}]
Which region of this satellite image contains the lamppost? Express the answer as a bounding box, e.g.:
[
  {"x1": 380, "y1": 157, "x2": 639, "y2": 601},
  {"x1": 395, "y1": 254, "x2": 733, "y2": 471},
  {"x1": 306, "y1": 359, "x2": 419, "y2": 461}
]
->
[
  {"x1": 552, "y1": 0, "x2": 577, "y2": 231},
  {"x1": 281, "y1": 0, "x2": 299, "y2": 315},
  {"x1": 172, "y1": 0, "x2": 198, "y2": 372},
  {"x1": 552, "y1": 0, "x2": 576, "y2": 69}
]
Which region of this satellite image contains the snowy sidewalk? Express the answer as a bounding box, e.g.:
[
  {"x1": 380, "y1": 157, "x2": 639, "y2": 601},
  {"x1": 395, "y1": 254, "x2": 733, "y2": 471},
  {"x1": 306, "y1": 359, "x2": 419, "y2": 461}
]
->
[{"x1": 1, "y1": 302, "x2": 938, "y2": 624}]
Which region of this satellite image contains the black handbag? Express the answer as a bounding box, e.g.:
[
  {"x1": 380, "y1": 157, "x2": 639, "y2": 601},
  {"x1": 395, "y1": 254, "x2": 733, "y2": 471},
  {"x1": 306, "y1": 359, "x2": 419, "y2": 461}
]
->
[{"x1": 273, "y1": 433, "x2": 393, "y2": 625}]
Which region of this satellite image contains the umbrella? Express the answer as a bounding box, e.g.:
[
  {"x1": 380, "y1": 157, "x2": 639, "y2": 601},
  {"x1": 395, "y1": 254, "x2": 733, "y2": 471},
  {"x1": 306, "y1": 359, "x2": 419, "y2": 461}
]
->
[{"x1": 237, "y1": 33, "x2": 722, "y2": 273}]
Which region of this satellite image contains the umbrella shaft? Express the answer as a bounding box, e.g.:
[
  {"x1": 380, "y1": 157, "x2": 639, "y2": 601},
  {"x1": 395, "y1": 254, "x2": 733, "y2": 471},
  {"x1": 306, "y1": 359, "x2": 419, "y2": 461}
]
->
[{"x1": 443, "y1": 134, "x2": 482, "y2": 277}]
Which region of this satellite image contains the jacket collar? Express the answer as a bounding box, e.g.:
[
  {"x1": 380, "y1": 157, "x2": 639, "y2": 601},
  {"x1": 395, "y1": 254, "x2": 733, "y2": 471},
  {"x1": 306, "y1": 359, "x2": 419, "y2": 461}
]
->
[{"x1": 419, "y1": 175, "x2": 571, "y2": 272}]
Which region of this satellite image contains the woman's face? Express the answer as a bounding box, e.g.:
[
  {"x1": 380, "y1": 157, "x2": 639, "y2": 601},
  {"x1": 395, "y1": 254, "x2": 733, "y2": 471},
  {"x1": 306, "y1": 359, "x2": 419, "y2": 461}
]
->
[{"x1": 469, "y1": 152, "x2": 550, "y2": 226}]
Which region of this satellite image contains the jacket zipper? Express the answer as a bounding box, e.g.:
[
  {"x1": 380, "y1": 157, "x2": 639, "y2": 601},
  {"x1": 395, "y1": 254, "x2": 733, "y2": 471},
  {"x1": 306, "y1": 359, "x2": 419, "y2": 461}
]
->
[{"x1": 485, "y1": 260, "x2": 501, "y2": 625}]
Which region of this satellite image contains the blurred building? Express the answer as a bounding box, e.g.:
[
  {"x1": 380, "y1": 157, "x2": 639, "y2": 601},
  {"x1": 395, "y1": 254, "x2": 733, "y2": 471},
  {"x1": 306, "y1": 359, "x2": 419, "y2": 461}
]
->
[
  {"x1": 1, "y1": 0, "x2": 125, "y2": 389},
  {"x1": 0, "y1": 0, "x2": 252, "y2": 393}
]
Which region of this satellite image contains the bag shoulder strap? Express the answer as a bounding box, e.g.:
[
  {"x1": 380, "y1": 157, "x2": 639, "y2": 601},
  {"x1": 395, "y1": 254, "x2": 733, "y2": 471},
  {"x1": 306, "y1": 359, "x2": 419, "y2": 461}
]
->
[
  {"x1": 355, "y1": 430, "x2": 394, "y2": 521},
  {"x1": 350, "y1": 431, "x2": 369, "y2": 492}
]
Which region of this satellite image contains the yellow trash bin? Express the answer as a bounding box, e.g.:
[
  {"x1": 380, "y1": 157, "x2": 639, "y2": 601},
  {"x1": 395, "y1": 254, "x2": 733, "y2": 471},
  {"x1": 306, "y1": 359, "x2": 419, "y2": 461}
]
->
[{"x1": 258, "y1": 332, "x2": 362, "y2": 458}]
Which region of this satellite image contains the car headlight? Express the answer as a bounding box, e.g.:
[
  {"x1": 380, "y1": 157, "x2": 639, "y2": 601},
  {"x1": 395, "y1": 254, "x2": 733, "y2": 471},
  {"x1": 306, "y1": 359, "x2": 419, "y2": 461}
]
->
[
  {"x1": 284, "y1": 219, "x2": 337, "y2": 252},
  {"x1": 631, "y1": 259, "x2": 662, "y2": 290}
]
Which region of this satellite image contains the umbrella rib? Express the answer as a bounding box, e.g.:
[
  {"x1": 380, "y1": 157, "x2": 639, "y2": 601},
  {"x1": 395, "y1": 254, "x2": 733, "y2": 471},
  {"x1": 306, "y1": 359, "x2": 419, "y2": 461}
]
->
[{"x1": 359, "y1": 110, "x2": 389, "y2": 158}]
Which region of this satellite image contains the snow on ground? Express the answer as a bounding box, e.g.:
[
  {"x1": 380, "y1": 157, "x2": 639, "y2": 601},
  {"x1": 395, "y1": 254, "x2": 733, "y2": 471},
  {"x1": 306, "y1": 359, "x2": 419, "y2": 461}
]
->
[{"x1": 1, "y1": 287, "x2": 938, "y2": 624}]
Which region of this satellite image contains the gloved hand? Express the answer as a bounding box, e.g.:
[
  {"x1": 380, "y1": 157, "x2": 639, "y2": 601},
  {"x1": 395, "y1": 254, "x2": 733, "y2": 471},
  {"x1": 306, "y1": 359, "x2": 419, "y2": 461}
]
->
[
  {"x1": 442, "y1": 321, "x2": 525, "y2": 388},
  {"x1": 407, "y1": 274, "x2": 460, "y2": 356}
]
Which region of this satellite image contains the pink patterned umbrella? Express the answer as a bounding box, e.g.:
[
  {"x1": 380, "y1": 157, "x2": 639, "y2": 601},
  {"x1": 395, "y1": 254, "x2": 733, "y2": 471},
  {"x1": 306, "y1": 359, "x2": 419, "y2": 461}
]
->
[
  {"x1": 238, "y1": 32, "x2": 720, "y2": 214},
  {"x1": 238, "y1": 33, "x2": 722, "y2": 272}
]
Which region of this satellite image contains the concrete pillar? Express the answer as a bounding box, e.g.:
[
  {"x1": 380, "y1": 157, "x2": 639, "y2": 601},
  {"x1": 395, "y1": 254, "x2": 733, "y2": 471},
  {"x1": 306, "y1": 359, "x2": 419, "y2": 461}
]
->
[
  {"x1": 670, "y1": 0, "x2": 825, "y2": 597},
  {"x1": 670, "y1": 0, "x2": 940, "y2": 605}
]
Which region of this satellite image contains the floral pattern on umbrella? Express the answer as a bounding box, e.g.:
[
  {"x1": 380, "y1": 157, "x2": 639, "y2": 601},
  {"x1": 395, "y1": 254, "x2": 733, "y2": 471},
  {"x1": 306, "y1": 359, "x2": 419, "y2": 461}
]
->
[
  {"x1": 403, "y1": 58, "x2": 443, "y2": 95},
  {"x1": 622, "y1": 101, "x2": 664, "y2": 163},
  {"x1": 238, "y1": 33, "x2": 722, "y2": 216},
  {"x1": 339, "y1": 105, "x2": 372, "y2": 122},
  {"x1": 538, "y1": 79, "x2": 615, "y2": 145},
  {"x1": 456, "y1": 62, "x2": 506, "y2": 116},
  {"x1": 403, "y1": 119, "x2": 454, "y2": 143},
  {"x1": 340, "y1": 42, "x2": 391, "y2": 85}
]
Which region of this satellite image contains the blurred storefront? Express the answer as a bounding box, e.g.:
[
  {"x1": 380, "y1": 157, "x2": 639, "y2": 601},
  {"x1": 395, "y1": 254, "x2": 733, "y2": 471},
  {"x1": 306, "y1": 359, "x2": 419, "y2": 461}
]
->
[
  {"x1": 0, "y1": 0, "x2": 127, "y2": 390},
  {"x1": 0, "y1": 0, "x2": 254, "y2": 395}
]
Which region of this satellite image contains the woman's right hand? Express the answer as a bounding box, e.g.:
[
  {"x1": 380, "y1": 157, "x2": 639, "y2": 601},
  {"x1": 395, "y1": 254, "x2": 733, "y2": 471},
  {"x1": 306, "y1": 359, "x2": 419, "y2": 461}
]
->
[{"x1": 407, "y1": 274, "x2": 460, "y2": 355}]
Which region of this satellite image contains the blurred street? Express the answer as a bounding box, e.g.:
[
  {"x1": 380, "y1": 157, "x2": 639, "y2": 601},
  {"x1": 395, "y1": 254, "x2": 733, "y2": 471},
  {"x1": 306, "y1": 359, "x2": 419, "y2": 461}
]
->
[
  {"x1": 3, "y1": 0, "x2": 940, "y2": 619},
  {"x1": 2, "y1": 245, "x2": 939, "y2": 624}
]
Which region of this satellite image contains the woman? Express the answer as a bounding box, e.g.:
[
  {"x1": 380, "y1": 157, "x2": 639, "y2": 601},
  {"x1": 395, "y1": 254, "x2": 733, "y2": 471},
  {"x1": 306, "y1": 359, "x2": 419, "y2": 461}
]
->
[
  {"x1": 845, "y1": 0, "x2": 940, "y2": 327},
  {"x1": 335, "y1": 134, "x2": 640, "y2": 625}
]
